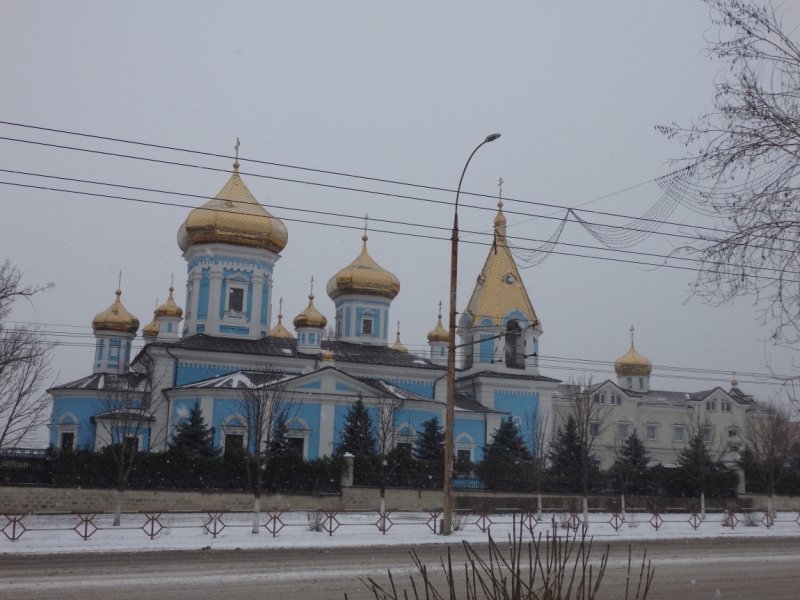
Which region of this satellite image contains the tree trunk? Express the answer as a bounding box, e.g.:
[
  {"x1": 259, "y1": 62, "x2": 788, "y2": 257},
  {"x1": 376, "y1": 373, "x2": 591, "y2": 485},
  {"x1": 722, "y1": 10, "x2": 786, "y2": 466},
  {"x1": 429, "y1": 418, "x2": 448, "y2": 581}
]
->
[
  {"x1": 380, "y1": 485, "x2": 386, "y2": 514},
  {"x1": 537, "y1": 492, "x2": 542, "y2": 518},
  {"x1": 770, "y1": 494, "x2": 777, "y2": 518},
  {"x1": 113, "y1": 489, "x2": 123, "y2": 527},
  {"x1": 582, "y1": 496, "x2": 588, "y2": 533},
  {"x1": 252, "y1": 496, "x2": 260, "y2": 534},
  {"x1": 700, "y1": 492, "x2": 706, "y2": 520},
  {"x1": 621, "y1": 494, "x2": 626, "y2": 521}
]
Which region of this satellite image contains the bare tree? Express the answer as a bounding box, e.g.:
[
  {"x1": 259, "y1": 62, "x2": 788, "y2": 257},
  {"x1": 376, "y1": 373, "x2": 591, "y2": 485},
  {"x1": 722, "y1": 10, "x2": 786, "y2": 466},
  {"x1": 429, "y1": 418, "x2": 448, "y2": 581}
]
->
[
  {"x1": 676, "y1": 408, "x2": 728, "y2": 519},
  {"x1": 524, "y1": 407, "x2": 551, "y2": 517},
  {"x1": 556, "y1": 377, "x2": 611, "y2": 526},
  {"x1": 372, "y1": 392, "x2": 406, "y2": 515},
  {"x1": 658, "y1": 1, "x2": 800, "y2": 345},
  {"x1": 95, "y1": 364, "x2": 169, "y2": 526},
  {"x1": 0, "y1": 261, "x2": 53, "y2": 448},
  {"x1": 744, "y1": 402, "x2": 793, "y2": 515},
  {"x1": 236, "y1": 370, "x2": 297, "y2": 534}
]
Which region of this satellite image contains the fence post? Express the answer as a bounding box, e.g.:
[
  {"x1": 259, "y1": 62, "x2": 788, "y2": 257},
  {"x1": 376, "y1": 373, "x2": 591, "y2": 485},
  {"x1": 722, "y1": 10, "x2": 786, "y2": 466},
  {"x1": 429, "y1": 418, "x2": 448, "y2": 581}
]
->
[{"x1": 341, "y1": 453, "x2": 354, "y2": 488}]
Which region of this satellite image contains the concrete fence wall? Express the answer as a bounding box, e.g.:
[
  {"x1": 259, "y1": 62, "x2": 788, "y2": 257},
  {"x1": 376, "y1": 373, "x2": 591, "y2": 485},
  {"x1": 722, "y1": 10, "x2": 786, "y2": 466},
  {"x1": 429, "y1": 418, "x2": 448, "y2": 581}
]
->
[{"x1": 2, "y1": 484, "x2": 799, "y2": 514}]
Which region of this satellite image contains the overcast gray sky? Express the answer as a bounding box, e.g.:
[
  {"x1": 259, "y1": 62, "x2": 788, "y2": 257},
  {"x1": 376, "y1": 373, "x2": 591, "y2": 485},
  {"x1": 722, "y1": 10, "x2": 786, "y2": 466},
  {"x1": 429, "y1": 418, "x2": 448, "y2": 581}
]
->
[{"x1": 2, "y1": 0, "x2": 797, "y2": 416}]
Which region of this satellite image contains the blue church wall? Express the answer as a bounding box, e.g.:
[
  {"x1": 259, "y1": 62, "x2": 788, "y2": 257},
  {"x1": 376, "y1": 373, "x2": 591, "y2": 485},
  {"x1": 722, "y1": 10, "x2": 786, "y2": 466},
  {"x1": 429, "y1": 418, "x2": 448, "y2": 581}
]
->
[
  {"x1": 176, "y1": 363, "x2": 246, "y2": 386},
  {"x1": 50, "y1": 397, "x2": 105, "y2": 449},
  {"x1": 379, "y1": 378, "x2": 434, "y2": 399},
  {"x1": 493, "y1": 389, "x2": 539, "y2": 450},
  {"x1": 292, "y1": 403, "x2": 321, "y2": 459},
  {"x1": 393, "y1": 408, "x2": 441, "y2": 436},
  {"x1": 454, "y1": 417, "x2": 487, "y2": 461}
]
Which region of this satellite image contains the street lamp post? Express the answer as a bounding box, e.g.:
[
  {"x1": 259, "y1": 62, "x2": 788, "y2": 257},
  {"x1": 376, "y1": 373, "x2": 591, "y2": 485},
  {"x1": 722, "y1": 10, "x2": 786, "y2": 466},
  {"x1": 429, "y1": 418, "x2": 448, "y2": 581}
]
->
[{"x1": 442, "y1": 133, "x2": 501, "y2": 535}]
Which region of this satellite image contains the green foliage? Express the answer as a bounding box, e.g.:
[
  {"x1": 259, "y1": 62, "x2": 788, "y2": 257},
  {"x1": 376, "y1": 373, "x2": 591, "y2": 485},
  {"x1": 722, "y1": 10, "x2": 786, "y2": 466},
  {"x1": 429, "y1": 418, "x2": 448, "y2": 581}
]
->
[
  {"x1": 611, "y1": 430, "x2": 651, "y2": 495},
  {"x1": 171, "y1": 401, "x2": 217, "y2": 458},
  {"x1": 547, "y1": 416, "x2": 599, "y2": 493},
  {"x1": 482, "y1": 417, "x2": 531, "y2": 464},
  {"x1": 269, "y1": 412, "x2": 298, "y2": 457},
  {"x1": 337, "y1": 397, "x2": 377, "y2": 456},
  {"x1": 676, "y1": 429, "x2": 716, "y2": 492},
  {"x1": 414, "y1": 416, "x2": 444, "y2": 461}
]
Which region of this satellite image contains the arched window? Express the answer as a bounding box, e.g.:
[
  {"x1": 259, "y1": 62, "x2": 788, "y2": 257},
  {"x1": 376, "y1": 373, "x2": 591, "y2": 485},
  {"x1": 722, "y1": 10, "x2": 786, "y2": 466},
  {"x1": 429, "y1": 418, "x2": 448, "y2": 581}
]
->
[{"x1": 505, "y1": 320, "x2": 525, "y2": 369}]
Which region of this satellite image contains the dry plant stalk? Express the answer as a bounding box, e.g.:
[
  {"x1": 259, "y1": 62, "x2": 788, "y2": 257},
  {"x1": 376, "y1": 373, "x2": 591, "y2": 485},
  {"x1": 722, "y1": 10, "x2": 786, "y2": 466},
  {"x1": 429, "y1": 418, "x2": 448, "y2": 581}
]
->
[{"x1": 354, "y1": 519, "x2": 654, "y2": 600}]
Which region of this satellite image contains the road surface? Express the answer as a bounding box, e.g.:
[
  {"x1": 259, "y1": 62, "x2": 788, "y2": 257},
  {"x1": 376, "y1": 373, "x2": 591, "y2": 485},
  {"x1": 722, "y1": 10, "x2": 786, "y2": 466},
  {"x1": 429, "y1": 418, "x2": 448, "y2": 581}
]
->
[{"x1": 0, "y1": 536, "x2": 798, "y2": 599}]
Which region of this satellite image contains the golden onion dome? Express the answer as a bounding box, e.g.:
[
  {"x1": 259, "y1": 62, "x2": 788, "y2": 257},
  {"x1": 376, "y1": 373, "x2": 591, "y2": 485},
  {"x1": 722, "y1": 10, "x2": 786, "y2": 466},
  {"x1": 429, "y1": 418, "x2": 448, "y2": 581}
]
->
[
  {"x1": 155, "y1": 287, "x2": 183, "y2": 319},
  {"x1": 614, "y1": 340, "x2": 652, "y2": 378},
  {"x1": 326, "y1": 234, "x2": 400, "y2": 301},
  {"x1": 427, "y1": 308, "x2": 449, "y2": 343},
  {"x1": 391, "y1": 322, "x2": 408, "y2": 353},
  {"x1": 92, "y1": 290, "x2": 140, "y2": 334},
  {"x1": 142, "y1": 310, "x2": 159, "y2": 339},
  {"x1": 293, "y1": 294, "x2": 328, "y2": 330},
  {"x1": 321, "y1": 348, "x2": 335, "y2": 362},
  {"x1": 177, "y1": 161, "x2": 288, "y2": 254},
  {"x1": 269, "y1": 313, "x2": 294, "y2": 339}
]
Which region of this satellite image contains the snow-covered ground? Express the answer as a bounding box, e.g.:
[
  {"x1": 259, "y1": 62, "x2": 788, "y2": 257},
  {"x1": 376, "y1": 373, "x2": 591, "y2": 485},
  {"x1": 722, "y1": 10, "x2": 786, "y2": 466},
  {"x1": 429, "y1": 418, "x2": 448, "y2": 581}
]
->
[{"x1": 1, "y1": 510, "x2": 798, "y2": 555}]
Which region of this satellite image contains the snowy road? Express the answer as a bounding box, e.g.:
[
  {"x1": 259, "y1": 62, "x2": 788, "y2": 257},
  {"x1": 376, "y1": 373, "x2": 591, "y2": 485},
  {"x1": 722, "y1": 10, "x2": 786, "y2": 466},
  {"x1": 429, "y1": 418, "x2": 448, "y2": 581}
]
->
[{"x1": 0, "y1": 536, "x2": 798, "y2": 599}]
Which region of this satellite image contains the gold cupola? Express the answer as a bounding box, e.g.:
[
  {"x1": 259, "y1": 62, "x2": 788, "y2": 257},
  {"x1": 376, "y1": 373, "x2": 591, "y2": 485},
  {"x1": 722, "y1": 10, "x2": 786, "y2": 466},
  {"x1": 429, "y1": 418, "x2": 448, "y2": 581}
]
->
[
  {"x1": 142, "y1": 306, "x2": 159, "y2": 340},
  {"x1": 614, "y1": 327, "x2": 652, "y2": 377},
  {"x1": 92, "y1": 289, "x2": 140, "y2": 335},
  {"x1": 155, "y1": 287, "x2": 183, "y2": 319},
  {"x1": 427, "y1": 303, "x2": 449, "y2": 343},
  {"x1": 269, "y1": 298, "x2": 294, "y2": 339},
  {"x1": 326, "y1": 230, "x2": 400, "y2": 301},
  {"x1": 391, "y1": 321, "x2": 408, "y2": 353},
  {"x1": 177, "y1": 159, "x2": 288, "y2": 254},
  {"x1": 293, "y1": 293, "x2": 328, "y2": 330}
]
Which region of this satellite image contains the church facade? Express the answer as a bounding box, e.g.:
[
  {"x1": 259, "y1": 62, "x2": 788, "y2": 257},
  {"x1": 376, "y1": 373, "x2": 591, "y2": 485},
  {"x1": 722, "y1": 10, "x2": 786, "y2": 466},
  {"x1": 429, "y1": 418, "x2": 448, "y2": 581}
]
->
[{"x1": 47, "y1": 158, "x2": 559, "y2": 460}]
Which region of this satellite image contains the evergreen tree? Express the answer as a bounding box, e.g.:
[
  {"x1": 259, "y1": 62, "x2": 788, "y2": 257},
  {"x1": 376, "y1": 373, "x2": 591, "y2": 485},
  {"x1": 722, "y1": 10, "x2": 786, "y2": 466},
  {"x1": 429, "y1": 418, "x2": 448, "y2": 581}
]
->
[
  {"x1": 171, "y1": 401, "x2": 216, "y2": 458},
  {"x1": 677, "y1": 429, "x2": 716, "y2": 495},
  {"x1": 269, "y1": 412, "x2": 293, "y2": 457},
  {"x1": 337, "y1": 396, "x2": 377, "y2": 456},
  {"x1": 548, "y1": 416, "x2": 599, "y2": 492},
  {"x1": 415, "y1": 416, "x2": 445, "y2": 461},
  {"x1": 617, "y1": 430, "x2": 650, "y2": 471},
  {"x1": 483, "y1": 417, "x2": 531, "y2": 464}
]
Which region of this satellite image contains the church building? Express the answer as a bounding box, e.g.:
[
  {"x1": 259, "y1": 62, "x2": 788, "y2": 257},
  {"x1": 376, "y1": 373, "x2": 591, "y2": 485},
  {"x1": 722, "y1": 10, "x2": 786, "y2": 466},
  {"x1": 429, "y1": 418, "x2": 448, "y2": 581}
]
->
[{"x1": 47, "y1": 157, "x2": 559, "y2": 460}]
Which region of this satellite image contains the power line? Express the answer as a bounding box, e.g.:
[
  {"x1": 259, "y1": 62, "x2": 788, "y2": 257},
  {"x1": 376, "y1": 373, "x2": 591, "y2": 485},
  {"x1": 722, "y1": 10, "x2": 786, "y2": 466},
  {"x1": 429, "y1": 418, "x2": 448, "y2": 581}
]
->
[{"x1": 0, "y1": 132, "x2": 769, "y2": 245}]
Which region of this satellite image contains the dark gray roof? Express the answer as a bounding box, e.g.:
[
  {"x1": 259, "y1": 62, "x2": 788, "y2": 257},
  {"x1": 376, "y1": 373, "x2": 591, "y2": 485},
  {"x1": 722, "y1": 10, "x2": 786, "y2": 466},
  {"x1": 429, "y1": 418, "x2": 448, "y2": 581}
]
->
[
  {"x1": 142, "y1": 335, "x2": 445, "y2": 371},
  {"x1": 556, "y1": 380, "x2": 744, "y2": 408},
  {"x1": 356, "y1": 377, "x2": 443, "y2": 405},
  {"x1": 49, "y1": 372, "x2": 149, "y2": 393},
  {"x1": 455, "y1": 393, "x2": 504, "y2": 414},
  {"x1": 170, "y1": 370, "x2": 293, "y2": 390},
  {"x1": 457, "y1": 370, "x2": 561, "y2": 384}
]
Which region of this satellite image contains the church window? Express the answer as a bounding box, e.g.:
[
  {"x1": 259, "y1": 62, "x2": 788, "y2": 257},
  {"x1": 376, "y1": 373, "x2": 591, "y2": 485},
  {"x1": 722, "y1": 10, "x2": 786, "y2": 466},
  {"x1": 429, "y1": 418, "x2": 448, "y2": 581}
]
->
[
  {"x1": 706, "y1": 400, "x2": 717, "y2": 412},
  {"x1": 504, "y1": 320, "x2": 524, "y2": 369},
  {"x1": 505, "y1": 274, "x2": 515, "y2": 284},
  {"x1": 728, "y1": 428, "x2": 738, "y2": 438},
  {"x1": 60, "y1": 432, "x2": 75, "y2": 451},
  {"x1": 224, "y1": 434, "x2": 244, "y2": 454},
  {"x1": 286, "y1": 436, "x2": 305, "y2": 456},
  {"x1": 124, "y1": 436, "x2": 140, "y2": 453},
  {"x1": 594, "y1": 393, "x2": 606, "y2": 404},
  {"x1": 456, "y1": 449, "x2": 472, "y2": 463},
  {"x1": 638, "y1": 377, "x2": 644, "y2": 389},
  {"x1": 590, "y1": 422, "x2": 600, "y2": 437},
  {"x1": 362, "y1": 318, "x2": 373, "y2": 335},
  {"x1": 617, "y1": 423, "x2": 630, "y2": 439},
  {"x1": 626, "y1": 377, "x2": 632, "y2": 388},
  {"x1": 228, "y1": 287, "x2": 244, "y2": 313},
  {"x1": 721, "y1": 401, "x2": 732, "y2": 412},
  {"x1": 702, "y1": 427, "x2": 713, "y2": 444},
  {"x1": 611, "y1": 394, "x2": 622, "y2": 406},
  {"x1": 108, "y1": 340, "x2": 120, "y2": 361},
  {"x1": 186, "y1": 287, "x2": 193, "y2": 317},
  {"x1": 646, "y1": 425, "x2": 657, "y2": 440},
  {"x1": 673, "y1": 426, "x2": 684, "y2": 442},
  {"x1": 336, "y1": 318, "x2": 341, "y2": 336}
]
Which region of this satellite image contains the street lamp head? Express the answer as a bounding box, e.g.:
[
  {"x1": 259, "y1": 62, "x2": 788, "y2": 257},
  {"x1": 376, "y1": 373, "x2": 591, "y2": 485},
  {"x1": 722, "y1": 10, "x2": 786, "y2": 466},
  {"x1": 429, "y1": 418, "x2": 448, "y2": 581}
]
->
[{"x1": 484, "y1": 133, "x2": 501, "y2": 143}]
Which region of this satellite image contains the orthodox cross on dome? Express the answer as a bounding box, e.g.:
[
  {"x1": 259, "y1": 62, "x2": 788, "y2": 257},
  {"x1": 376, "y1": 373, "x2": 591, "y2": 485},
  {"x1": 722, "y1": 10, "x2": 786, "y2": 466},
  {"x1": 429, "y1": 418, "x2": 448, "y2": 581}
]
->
[
  {"x1": 630, "y1": 325, "x2": 635, "y2": 348},
  {"x1": 497, "y1": 177, "x2": 504, "y2": 208},
  {"x1": 278, "y1": 297, "x2": 283, "y2": 315},
  {"x1": 438, "y1": 300, "x2": 443, "y2": 318},
  {"x1": 233, "y1": 137, "x2": 241, "y2": 170},
  {"x1": 396, "y1": 320, "x2": 401, "y2": 335},
  {"x1": 363, "y1": 213, "x2": 369, "y2": 241},
  {"x1": 310, "y1": 276, "x2": 314, "y2": 296},
  {"x1": 117, "y1": 270, "x2": 122, "y2": 292}
]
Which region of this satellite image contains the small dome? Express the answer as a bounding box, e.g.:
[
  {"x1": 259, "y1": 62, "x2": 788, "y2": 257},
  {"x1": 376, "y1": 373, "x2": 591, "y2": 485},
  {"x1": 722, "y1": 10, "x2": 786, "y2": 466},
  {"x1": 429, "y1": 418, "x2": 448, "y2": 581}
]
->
[
  {"x1": 177, "y1": 162, "x2": 288, "y2": 254},
  {"x1": 92, "y1": 290, "x2": 140, "y2": 334},
  {"x1": 326, "y1": 234, "x2": 400, "y2": 301},
  {"x1": 427, "y1": 310, "x2": 449, "y2": 343},
  {"x1": 293, "y1": 294, "x2": 328, "y2": 330},
  {"x1": 614, "y1": 343, "x2": 652, "y2": 377},
  {"x1": 155, "y1": 287, "x2": 183, "y2": 319},
  {"x1": 321, "y1": 348, "x2": 335, "y2": 362},
  {"x1": 391, "y1": 322, "x2": 408, "y2": 353},
  {"x1": 142, "y1": 311, "x2": 159, "y2": 339},
  {"x1": 269, "y1": 312, "x2": 294, "y2": 339}
]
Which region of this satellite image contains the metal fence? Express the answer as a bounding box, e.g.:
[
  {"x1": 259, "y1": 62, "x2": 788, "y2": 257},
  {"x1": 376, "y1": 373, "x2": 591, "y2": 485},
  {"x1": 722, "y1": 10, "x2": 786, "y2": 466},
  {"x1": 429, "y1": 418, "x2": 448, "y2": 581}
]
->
[{"x1": 0, "y1": 458, "x2": 341, "y2": 496}]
